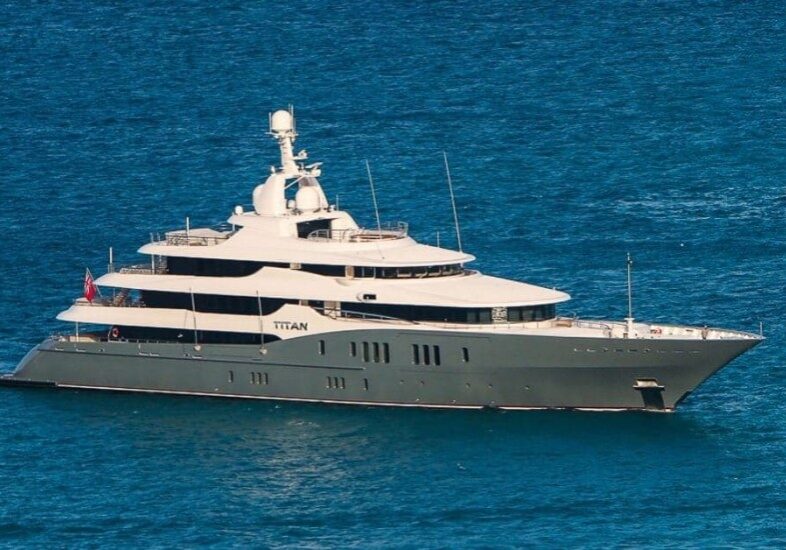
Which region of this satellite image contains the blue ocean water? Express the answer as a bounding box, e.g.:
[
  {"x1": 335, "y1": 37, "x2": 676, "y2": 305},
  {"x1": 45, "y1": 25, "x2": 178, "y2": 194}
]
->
[{"x1": 1, "y1": 0, "x2": 785, "y2": 546}]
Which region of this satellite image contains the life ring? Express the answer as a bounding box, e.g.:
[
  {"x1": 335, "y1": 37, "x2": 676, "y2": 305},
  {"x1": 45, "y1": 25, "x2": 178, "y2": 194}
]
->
[
  {"x1": 650, "y1": 327, "x2": 662, "y2": 335},
  {"x1": 111, "y1": 327, "x2": 120, "y2": 339}
]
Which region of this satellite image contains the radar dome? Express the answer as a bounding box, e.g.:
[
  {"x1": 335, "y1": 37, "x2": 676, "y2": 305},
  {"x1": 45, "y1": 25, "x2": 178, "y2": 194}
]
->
[
  {"x1": 295, "y1": 186, "x2": 321, "y2": 212},
  {"x1": 270, "y1": 110, "x2": 294, "y2": 133}
]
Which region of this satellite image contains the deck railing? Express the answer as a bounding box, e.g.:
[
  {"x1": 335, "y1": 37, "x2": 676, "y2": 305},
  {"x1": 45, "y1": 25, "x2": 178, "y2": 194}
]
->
[
  {"x1": 147, "y1": 224, "x2": 236, "y2": 247},
  {"x1": 307, "y1": 221, "x2": 408, "y2": 242},
  {"x1": 118, "y1": 263, "x2": 168, "y2": 275}
]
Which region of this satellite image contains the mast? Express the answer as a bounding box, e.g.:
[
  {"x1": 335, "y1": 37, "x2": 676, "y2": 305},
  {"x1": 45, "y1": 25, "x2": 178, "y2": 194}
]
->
[
  {"x1": 443, "y1": 152, "x2": 463, "y2": 253},
  {"x1": 365, "y1": 160, "x2": 382, "y2": 236},
  {"x1": 625, "y1": 252, "x2": 634, "y2": 337}
]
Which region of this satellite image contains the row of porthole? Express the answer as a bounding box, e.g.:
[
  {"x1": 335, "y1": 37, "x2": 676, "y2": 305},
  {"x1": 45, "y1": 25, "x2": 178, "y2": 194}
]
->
[
  {"x1": 251, "y1": 372, "x2": 269, "y2": 385},
  {"x1": 227, "y1": 370, "x2": 269, "y2": 384},
  {"x1": 226, "y1": 372, "x2": 517, "y2": 393},
  {"x1": 327, "y1": 377, "x2": 370, "y2": 391},
  {"x1": 574, "y1": 348, "x2": 701, "y2": 354}
]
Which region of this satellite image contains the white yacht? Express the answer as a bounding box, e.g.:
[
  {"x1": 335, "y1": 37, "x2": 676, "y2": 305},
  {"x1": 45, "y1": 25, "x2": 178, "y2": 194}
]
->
[{"x1": 1, "y1": 108, "x2": 763, "y2": 411}]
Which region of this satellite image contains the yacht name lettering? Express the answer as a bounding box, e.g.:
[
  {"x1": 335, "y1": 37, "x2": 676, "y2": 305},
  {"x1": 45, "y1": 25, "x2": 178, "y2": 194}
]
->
[{"x1": 273, "y1": 321, "x2": 308, "y2": 331}]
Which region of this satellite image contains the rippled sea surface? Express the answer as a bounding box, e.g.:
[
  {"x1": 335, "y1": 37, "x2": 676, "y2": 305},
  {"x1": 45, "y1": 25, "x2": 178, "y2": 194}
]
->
[{"x1": 1, "y1": 1, "x2": 785, "y2": 547}]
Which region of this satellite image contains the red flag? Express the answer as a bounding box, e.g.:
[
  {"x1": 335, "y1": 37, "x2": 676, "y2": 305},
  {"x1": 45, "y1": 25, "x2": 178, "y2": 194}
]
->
[{"x1": 84, "y1": 269, "x2": 97, "y2": 303}]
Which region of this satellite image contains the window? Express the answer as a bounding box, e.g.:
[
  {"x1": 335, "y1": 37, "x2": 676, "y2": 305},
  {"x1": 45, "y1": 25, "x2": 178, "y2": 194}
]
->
[
  {"x1": 228, "y1": 370, "x2": 234, "y2": 383},
  {"x1": 462, "y1": 347, "x2": 470, "y2": 362},
  {"x1": 353, "y1": 264, "x2": 463, "y2": 279},
  {"x1": 350, "y1": 342, "x2": 357, "y2": 357},
  {"x1": 363, "y1": 378, "x2": 369, "y2": 391},
  {"x1": 373, "y1": 342, "x2": 380, "y2": 363},
  {"x1": 433, "y1": 345, "x2": 441, "y2": 366},
  {"x1": 141, "y1": 290, "x2": 292, "y2": 316},
  {"x1": 112, "y1": 326, "x2": 281, "y2": 345},
  {"x1": 383, "y1": 343, "x2": 390, "y2": 364},
  {"x1": 166, "y1": 257, "x2": 274, "y2": 277},
  {"x1": 412, "y1": 344, "x2": 420, "y2": 365},
  {"x1": 318, "y1": 340, "x2": 325, "y2": 355},
  {"x1": 340, "y1": 303, "x2": 558, "y2": 324},
  {"x1": 423, "y1": 345, "x2": 431, "y2": 366},
  {"x1": 362, "y1": 342, "x2": 370, "y2": 362}
]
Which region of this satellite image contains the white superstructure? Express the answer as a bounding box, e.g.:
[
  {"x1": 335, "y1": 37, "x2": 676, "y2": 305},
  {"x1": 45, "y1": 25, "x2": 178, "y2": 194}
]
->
[{"x1": 56, "y1": 108, "x2": 750, "y2": 344}]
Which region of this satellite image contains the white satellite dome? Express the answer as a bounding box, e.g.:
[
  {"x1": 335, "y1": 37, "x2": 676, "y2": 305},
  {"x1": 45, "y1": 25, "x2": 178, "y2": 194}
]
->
[
  {"x1": 295, "y1": 186, "x2": 321, "y2": 212},
  {"x1": 270, "y1": 110, "x2": 294, "y2": 133}
]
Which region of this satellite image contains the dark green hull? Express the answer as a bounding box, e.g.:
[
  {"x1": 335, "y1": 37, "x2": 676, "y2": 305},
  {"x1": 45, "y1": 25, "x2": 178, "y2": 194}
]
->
[{"x1": 3, "y1": 329, "x2": 760, "y2": 411}]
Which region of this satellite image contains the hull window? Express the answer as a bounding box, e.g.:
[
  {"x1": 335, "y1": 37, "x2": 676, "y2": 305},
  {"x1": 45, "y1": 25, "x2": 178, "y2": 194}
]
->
[
  {"x1": 350, "y1": 342, "x2": 357, "y2": 357},
  {"x1": 250, "y1": 372, "x2": 269, "y2": 385},
  {"x1": 462, "y1": 347, "x2": 470, "y2": 362},
  {"x1": 412, "y1": 344, "x2": 420, "y2": 365},
  {"x1": 318, "y1": 340, "x2": 325, "y2": 355},
  {"x1": 383, "y1": 343, "x2": 390, "y2": 363}
]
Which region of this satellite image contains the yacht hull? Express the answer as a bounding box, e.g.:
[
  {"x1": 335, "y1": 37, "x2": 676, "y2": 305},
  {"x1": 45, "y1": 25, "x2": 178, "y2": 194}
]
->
[{"x1": 4, "y1": 330, "x2": 760, "y2": 411}]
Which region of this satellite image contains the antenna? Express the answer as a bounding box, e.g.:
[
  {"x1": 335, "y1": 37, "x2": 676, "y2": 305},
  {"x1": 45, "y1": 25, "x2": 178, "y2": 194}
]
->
[
  {"x1": 443, "y1": 152, "x2": 463, "y2": 252},
  {"x1": 365, "y1": 160, "x2": 382, "y2": 236},
  {"x1": 625, "y1": 252, "x2": 634, "y2": 337}
]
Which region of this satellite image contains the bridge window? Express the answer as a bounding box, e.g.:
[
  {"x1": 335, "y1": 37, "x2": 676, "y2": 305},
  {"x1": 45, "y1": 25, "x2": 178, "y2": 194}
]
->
[{"x1": 141, "y1": 290, "x2": 292, "y2": 316}]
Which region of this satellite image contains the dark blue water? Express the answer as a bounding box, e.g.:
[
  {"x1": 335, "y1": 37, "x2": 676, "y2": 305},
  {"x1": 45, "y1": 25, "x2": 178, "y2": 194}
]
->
[{"x1": 1, "y1": 1, "x2": 785, "y2": 546}]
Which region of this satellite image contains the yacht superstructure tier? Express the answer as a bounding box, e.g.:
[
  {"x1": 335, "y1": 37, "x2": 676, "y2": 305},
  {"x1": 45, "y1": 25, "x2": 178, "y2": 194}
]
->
[{"x1": 2, "y1": 108, "x2": 762, "y2": 411}]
